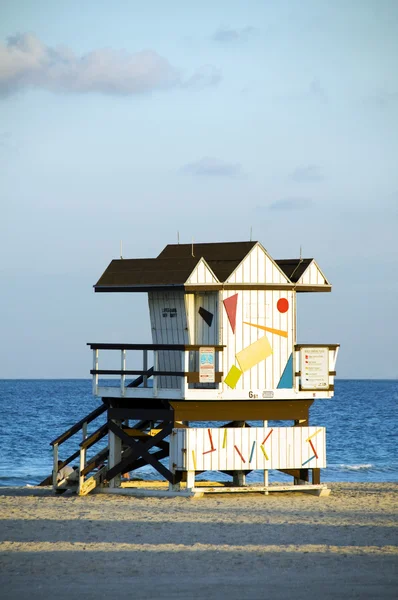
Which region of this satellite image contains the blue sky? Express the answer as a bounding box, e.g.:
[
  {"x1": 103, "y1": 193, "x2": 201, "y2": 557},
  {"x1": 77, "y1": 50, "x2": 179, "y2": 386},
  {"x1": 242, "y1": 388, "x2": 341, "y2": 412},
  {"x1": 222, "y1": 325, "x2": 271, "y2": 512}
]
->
[{"x1": 1, "y1": 0, "x2": 397, "y2": 378}]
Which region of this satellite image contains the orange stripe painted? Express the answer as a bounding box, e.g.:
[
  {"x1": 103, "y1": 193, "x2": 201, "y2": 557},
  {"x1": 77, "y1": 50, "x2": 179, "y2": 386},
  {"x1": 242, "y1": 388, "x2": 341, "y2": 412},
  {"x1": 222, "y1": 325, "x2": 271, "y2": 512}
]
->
[
  {"x1": 243, "y1": 322, "x2": 288, "y2": 338},
  {"x1": 309, "y1": 439, "x2": 318, "y2": 459}
]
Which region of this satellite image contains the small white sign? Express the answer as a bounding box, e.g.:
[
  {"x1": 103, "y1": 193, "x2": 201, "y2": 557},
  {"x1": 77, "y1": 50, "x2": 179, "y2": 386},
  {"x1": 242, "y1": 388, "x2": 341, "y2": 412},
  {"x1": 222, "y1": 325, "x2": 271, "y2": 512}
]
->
[
  {"x1": 199, "y1": 347, "x2": 215, "y2": 383},
  {"x1": 300, "y1": 347, "x2": 329, "y2": 390}
]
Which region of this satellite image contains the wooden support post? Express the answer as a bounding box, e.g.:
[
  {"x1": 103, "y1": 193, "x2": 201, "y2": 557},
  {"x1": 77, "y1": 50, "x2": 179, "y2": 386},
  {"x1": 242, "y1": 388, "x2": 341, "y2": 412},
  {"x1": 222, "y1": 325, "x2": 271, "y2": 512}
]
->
[
  {"x1": 143, "y1": 350, "x2": 148, "y2": 388},
  {"x1": 52, "y1": 443, "x2": 59, "y2": 489},
  {"x1": 186, "y1": 470, "x2": 195, "y2": 490},
  {"x1": 120, "y1": 349, "x2": 126, "y2": 397},
  {"x1": 79, "y1": 444, "x2": 86, "y2": 493},
  {"x1": 183, "y1": 350, "x2": 189, "y2": 398},
  {"x1": 108, "y1": 419, "x2": 122, "y2": 488},
  {"x1": 153, "y1": 351, "x2": 158, "y2": 397},
  {"x1": 92, "y1": 349, "x2": 99, "y2": 396},
  {"x1": 312, "y1": 468, "x2": 321, "y2": 485}
]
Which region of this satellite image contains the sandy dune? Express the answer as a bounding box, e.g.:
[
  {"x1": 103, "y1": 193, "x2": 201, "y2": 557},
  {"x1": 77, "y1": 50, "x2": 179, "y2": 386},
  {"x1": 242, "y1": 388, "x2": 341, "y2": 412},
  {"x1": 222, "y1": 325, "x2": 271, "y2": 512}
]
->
[{"x1": 0, "y1": 482, "x2": 397, "y2": 599}]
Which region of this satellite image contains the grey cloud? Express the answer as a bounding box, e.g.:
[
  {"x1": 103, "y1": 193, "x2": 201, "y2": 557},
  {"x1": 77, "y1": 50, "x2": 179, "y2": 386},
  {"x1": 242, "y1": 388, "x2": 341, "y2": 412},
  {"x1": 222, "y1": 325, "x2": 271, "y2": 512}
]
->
[
  {"x1": 211, "y1": 26, "x2": 256, "y2": 43},
  {"x1": 0, "y1": 33, "x2": 221, "y2": 96},
  {"x1": 268, "y1": 197, "x2": 313, "y2": 211},
  {"x1": 290, "y1": 165, "x2": 324, "y2": 183},
  {"x1": 181, "y1": 157, "x2": 243, "y2": 178}
]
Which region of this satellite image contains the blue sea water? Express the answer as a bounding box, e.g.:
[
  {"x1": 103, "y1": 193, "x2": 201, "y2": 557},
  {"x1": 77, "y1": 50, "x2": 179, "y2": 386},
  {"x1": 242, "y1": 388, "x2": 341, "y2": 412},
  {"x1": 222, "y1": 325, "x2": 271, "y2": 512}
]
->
[{"x1": 0, "y1": 379, "x2": 397, "y2": 486}]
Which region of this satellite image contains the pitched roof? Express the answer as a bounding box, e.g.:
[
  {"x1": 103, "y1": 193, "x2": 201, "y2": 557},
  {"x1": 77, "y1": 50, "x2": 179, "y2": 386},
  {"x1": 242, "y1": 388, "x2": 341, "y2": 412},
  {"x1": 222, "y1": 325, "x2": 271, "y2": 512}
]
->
[
  {"x1": 95, "y1": 257, "x2": 199, "y2": 289},
  {"x1": 275, "y1": 259, "x2": 313, "y2": 283},
  {"x1": 94, "y1": 242, "x2": 330, "y2": 292},
  {"x1": 158, "y1": 241, "x2": 256, "y2": 262},
  {"x1": 95, "y1": 241, "x2": 257, "y2": 291}
]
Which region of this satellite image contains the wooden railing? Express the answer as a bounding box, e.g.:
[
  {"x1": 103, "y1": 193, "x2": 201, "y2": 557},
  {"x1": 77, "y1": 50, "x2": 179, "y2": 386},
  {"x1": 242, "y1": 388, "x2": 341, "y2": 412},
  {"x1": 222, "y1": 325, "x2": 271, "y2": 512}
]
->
[
  {"x1": 39, "y1": 403, "x2": 107, "y2": 489},
  {"x1": 87, "y1": 343, "x2": 225, "y2": 397}
]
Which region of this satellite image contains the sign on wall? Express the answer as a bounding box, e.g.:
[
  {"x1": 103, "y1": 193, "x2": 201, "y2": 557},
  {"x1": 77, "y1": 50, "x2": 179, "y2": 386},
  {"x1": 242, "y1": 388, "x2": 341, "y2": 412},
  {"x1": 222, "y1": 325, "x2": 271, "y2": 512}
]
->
[
  {"x1": 199, "y1": 347, "x2": 215, "y2": 383},
  {"x1": 300, "y1": 347, "x2": 329, "y2": 389}
]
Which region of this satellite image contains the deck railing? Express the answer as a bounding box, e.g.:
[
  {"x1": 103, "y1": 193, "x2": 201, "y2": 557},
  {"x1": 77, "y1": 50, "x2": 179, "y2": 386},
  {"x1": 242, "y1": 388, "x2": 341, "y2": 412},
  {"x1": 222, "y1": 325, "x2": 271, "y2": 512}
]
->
[{"x1": 88, "y1": 343, "x2": 225, "y2": 398}]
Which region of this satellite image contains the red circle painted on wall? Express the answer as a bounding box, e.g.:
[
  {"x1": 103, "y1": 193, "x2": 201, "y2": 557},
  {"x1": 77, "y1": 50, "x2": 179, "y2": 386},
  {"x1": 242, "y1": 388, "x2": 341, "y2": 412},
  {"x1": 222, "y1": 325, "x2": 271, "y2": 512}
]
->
[{"x1": 277, "y1": 298, "x2": 289, "y2": 313}]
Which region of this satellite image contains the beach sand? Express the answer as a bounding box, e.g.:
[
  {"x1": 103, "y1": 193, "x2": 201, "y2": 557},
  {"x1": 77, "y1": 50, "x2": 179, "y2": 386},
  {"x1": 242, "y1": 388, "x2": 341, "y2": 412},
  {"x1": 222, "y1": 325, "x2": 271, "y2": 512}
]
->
[{"x1": 0, "y1": 482, "x2": 397, "y2": 599}]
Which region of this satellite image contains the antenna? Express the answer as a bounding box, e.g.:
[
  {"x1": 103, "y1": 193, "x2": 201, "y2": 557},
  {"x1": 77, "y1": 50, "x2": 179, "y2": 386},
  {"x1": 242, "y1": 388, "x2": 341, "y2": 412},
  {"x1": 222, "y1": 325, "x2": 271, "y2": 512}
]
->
[
  {"x1": 120, "y1": 240, "x2": 123, "y2": 259},
  {"x1": 191, "y1": 238, "x2": 195, "y2": 258},
  {"x1": 177, "y1": 231, "x2": 180, "y2": 245},
  {"x1": 250, "y1": 226, "x2": 252, "y2": 241},
  {"x1": 299, "y1": 245, "x2": 302, "y2": 259}
]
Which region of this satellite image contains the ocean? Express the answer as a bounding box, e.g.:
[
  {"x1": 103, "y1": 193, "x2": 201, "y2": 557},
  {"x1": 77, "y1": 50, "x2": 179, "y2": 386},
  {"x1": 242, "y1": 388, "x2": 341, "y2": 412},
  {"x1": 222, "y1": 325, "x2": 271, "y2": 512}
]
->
[{"x1": 0, "y1": 379, "x2": 397, "y2": 487}]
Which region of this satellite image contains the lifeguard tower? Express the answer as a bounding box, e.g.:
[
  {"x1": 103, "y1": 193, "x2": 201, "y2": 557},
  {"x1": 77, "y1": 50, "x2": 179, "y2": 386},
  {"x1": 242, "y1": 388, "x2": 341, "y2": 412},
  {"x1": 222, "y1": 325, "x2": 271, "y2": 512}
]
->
[{"x1": 43, "y1": 241, "x2": 339, "y2": 497}]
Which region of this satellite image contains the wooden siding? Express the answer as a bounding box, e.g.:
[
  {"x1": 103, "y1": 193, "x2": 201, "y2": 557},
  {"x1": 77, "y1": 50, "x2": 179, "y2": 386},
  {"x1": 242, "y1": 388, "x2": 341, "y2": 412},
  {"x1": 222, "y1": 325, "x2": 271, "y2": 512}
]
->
[
  {"x1": 221, "y1": 288, "x2": 295, "y2": 391},
  {"x1": 226, "y1": 243, "x2": 290, "y2": 285},
  {"x1": 186, "y1": 258, "x2": 219, "y2": 285},
  {"x1": 171, "y1": 426, "x2": 326, "y2": 471},
  {"x1": 148, "y1": 291, "x2": 189, "y2": 388},
  {"x1": 297, "y1": 260, "x2": 329, "y2": 286}
]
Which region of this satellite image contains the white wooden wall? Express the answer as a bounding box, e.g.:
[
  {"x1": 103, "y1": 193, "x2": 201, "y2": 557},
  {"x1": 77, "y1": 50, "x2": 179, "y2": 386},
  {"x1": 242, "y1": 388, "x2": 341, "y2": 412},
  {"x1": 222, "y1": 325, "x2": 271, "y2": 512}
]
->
[
  {"x1": 148, "y1": 291, "x2": 189, "y2": 388},
  {"x1": 297, "y1": 260, "x2": 328, "y2": 285},
  {"x1": 186, "y1": 258, "x2": 218, "y2": 284},
  {"x1": 226, "y1": 244, "x2": 289, "y2": 285},
  {"x1": 221, "y1": 288, "x2": 294, "y2": 391},
  {"x1": 220, "y1": 244, "x2": 295, "y2": 391},
  {"x1": 171, "y1": 427, "x2": 326, "y2": 471}
]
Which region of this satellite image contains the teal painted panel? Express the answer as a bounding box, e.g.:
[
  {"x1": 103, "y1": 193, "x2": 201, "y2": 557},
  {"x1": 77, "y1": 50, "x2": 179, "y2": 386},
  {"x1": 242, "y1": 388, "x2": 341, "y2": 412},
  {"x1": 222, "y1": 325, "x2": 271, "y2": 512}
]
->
[{"x1": 277, "y1": 353, "x2": 293, "y2": 389}]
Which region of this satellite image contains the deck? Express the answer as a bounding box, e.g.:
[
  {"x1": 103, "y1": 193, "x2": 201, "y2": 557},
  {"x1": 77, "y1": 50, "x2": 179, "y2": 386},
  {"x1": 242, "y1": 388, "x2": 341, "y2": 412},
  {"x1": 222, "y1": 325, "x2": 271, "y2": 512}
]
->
[{"x1": 88, "y1": 343, "x2": 339, "y2": 401}]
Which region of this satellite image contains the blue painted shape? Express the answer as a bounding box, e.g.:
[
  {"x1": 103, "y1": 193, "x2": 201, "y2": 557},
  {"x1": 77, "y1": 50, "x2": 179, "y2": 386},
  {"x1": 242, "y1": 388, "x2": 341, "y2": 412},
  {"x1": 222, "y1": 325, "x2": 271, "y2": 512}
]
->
[
  {"x1": 277, "y1": 353, "x2": 293, "y2": 389},
  {"x1": 249, "y1": 441, "x2": 256, "y2": 463}
]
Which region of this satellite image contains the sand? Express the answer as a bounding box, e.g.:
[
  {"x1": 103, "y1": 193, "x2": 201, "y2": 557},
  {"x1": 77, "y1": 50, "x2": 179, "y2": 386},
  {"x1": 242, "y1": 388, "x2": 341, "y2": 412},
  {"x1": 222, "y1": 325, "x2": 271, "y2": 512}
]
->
[{"x1": 0, "y1": 482, "x2": 397, "y2": 599}]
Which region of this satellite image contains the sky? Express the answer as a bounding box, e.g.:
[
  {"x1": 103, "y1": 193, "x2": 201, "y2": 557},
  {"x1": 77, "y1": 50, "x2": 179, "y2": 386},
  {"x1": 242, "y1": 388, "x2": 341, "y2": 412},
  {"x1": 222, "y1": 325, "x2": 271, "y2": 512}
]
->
[{"x1": 1, "y1": 0, "x2": 397, "y2": 379}]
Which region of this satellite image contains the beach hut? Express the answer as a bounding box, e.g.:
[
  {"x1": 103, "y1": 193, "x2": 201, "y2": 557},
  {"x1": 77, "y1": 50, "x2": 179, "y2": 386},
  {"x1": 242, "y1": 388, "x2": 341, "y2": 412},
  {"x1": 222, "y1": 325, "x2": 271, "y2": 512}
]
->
[{"x1": 44, "y1": 241, "x2": 339, "y2": 497}]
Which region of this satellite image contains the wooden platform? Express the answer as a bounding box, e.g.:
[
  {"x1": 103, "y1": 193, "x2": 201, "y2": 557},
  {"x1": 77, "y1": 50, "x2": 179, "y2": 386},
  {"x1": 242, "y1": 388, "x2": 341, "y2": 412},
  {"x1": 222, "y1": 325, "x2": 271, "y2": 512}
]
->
[{"x1": 93, "y1": 480, "x2": 330, "y2": 498}]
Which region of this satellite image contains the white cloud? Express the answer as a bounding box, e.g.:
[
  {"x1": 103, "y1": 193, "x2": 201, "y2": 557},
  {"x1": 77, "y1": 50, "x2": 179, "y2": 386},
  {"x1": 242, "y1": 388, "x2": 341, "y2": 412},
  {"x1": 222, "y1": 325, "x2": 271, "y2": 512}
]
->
[
  {"x1": 180, "y1": 157, "x2": 244, "y2": 178},
  {"x1": 290, "y1": 165, "x2": 324, "y2": 182},
  {"x1": 268, "y1": 197, "x2": 313, "y2": 211},
  {"x1": 211, "y1": 26, "x2": 256, "y2": 43},
  {"x1": 0, "y1": 33, "x2": 221, "y2": 96}
]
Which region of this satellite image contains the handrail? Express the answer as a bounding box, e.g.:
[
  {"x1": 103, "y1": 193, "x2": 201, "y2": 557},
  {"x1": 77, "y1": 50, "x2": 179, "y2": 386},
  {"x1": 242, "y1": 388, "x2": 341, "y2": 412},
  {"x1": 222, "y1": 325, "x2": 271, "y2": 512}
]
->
[
  {"x1": 87, "y1": 343, "x2": 225, "y2": 351},
  {"x1": 79, "y1": 422, "x2": 109, "y2": 450},
  {"x1": 50, "y1": 404, "x2": 107, "y2": 446},
  {"x1": 38, "y1": 448, "x2": 81, "y2": 486}
]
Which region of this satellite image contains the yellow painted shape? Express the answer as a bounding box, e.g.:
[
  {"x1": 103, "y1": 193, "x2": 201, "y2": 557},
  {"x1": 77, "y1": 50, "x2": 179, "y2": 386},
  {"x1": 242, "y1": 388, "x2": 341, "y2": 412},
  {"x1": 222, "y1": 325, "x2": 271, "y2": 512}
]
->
[
  {"x1": 260, "y1": 445, "x2": 269, "y2": 460},
  {"x1": 192, "y1": 450, "x2": 197, "y2": 471},
  {"x1": 236, "y1": 336, "x2": 273, "y2": 373},
  {"x1": 224, "y1": 365, "x2": 242, "y2": 389},
  {"x1": 222, "y1": 428, "x2": 227, "y2": 449},
  {"x1": 306, "y1": 428, "x2": 323, "y2": 442},
  {"x1": 243, "y1": 321, "x2": 288, "y2": 338}
]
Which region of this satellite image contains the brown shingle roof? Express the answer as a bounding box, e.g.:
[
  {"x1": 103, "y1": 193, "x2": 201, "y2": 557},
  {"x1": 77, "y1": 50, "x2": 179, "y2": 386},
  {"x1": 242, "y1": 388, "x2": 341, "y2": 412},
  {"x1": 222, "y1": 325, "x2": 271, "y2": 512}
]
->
[
  {"x1": 95, "y1": 241, "x2": 258, "y2": 290},
  {"x1": 158, "y1": 241, "x2": 256, "y2": 262},
  {"x1": 275, "y1": 259, "x2": 313, "y2": 283}
]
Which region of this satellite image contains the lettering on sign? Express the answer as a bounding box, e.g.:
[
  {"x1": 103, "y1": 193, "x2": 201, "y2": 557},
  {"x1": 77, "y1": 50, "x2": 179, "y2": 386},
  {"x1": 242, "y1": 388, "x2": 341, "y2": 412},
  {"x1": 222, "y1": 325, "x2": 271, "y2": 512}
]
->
[
  {"x1": 300, "y1": 347, "x2": 329, "y2": 390},
  {"x1": 199, "y1": 347, "x2": 215, "y2": 383},
  {"x1": 249, "y1": 390, "x2": 274, "y2": 399},
  {"x1": 162, "y1": 308, "x2": 177, "y2": 318}
]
